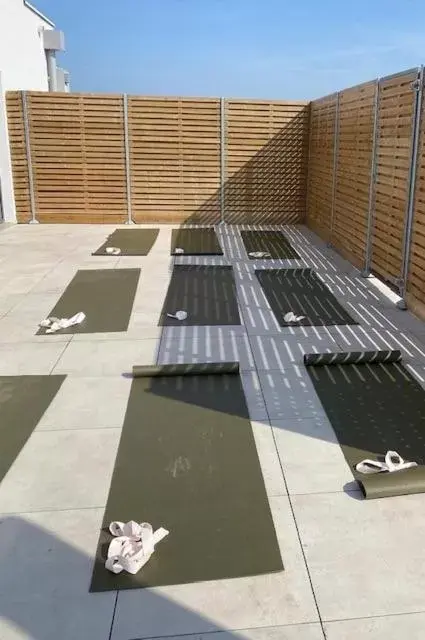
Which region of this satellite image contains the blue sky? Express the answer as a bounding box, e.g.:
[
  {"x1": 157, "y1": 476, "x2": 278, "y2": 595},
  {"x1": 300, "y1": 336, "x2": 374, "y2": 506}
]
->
[{"x1": 35, "y1": 0, "x2": 425, "y2": 99}]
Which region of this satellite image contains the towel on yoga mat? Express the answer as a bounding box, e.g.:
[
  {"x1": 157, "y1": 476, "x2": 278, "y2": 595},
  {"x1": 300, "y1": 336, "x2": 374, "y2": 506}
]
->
[
  {"x1": 305, "y1": 349, "x2": 425, "y2": 499},
  {"x1": 256, "y1": 268, "x2": 358, "y2": 327},
  {"x1": 93, "y1": 229, "x2": 159, "y2": 256},
  {"x1": 37, "y1": 269, "x2": 140, "y2": 335},
  {"x1": 241, "y1": 230, "x2": 300, "y2": 259},
  {"x1": 171, "y1": 228, "x2": 223, "y2": 255},
  {"x1": 90, "y1": 362, "x2": 283, "y2": 591},
  {"x1": 159, "y1": 265, "x2": 241, "y2": 326}
]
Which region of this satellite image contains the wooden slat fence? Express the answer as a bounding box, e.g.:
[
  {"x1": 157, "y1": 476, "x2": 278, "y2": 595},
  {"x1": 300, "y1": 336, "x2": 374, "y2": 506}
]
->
[
  {"x1": 129, "y1": 97, "x2": 221, "y2": 224},
  {"x1": 306, "y1": 94, "x2": 337, "y2": 239},
  {"x1": 6, "y1": 93, "x2": 31, "y2": 222},
  {"x1": 407, "y1": 82, "x2": 425, "y2": 317},
  {"x1": 332, "y1": 82, "x2": 376, "y2": 269},
  {"x1": 371, "y1": 70, "x2": 417, "y2": 284},
  {"x1": 306, "y1": 67, "x2": 425, "y2": 319},
  {"x1": 6, "y1": 92, "x2": 309, "y2": 225},
  {"x1": 224, "y1": 100, "x2": 309, "y2": 225},
  {"x1": 28, "y1": 93, "x2": 126, "y2": 223}
]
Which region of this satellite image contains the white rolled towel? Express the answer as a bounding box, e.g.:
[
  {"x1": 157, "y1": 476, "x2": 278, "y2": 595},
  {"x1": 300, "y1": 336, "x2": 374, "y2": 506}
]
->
[
  {"x1": 106, "y1": 520, "x2": 169, "y2": 575},
  {"x1": 356, "y1": 450, "x2": 417, "y2": 475}
]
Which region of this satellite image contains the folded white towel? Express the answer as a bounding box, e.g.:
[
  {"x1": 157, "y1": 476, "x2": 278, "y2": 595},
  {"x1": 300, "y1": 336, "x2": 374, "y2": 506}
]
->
[
  {"x1": 284, "y1": 311, "x2": 305, "y2": 323},
  {"x1": 167, "y1": 310, "x2": 188, "y2": 321},
  {"x1": 356, "y1": 450, "x2": 417, "y2": 475},
  {"x1": 40, "y1": 312, "x2": 86, "y2": 334},
  {"x1": 249, "y1": 251, "x2": 271, "y2": 258},
  {"x1": 106, "y1": 520, "x2": 169, "y2": 575}
]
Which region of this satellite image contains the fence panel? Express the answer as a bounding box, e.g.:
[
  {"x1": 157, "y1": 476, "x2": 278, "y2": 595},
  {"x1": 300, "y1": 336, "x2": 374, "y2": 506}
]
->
[
  {"x1": 225, "y1": 100, "x2": 309, "y2": 225},
  {"x1": 407, "y1": 81, "x2": 425, "y2": 316},
  {"x1": 128, "y1": 97, "x2": 221, "y2": 224},
  {"x1": 5, "y1": 92, "x2": 30, "y2": 222},
  {"x1": 306, "y1": 94, "x2": 337, "y2": 239},
  {"x1": 26, "y1": 92, "x2": 127, "y2": 223},
  {"x1": 371, "y1": 70, "x2": 418, "y2": 283},
  {"x1": 332, "y1": 81, "x2": 376, "y2": 268}
]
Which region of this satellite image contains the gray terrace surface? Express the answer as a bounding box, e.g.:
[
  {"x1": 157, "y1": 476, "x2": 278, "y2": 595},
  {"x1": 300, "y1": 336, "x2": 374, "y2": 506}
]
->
[{"x1": 0, "y1": 222, "x2": 425, "y2": 639}]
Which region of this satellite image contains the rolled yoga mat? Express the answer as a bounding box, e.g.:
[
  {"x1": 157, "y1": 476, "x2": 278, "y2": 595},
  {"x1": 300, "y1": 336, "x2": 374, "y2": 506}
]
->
[
  {"x1": 37, "y1": 268, "x2": 140, "y2": 335},
  {"x1": 159, "y1": 265, "x2": 241, "y2": 326},
  {"x1": 171, "y1": 228, "x2": 223, "y2": 255},
  {"x1": 241, "y1": 230, "x2": 300, "y2": 259},
  {"x1": 93, "y1": 228, "x2": 159, "y2": 256},
  {"x1": 0, "y1": 375, "x2": 66, "y2": 483},
  {"x1": 305, "y1": 350, "x2": 425, "y2": 499},
  {"x1": 90, "y1": 364, "x2": 283, "y2": 591},
  {"x1": 256, "y1": 268, "x2": 358, "y2": 327},
  {"x1": 304, "y1": 350, "x2": 402, "y2": 366},
  {"x1": 132, "y1": 362, "x2": 240, "y2": 377}
]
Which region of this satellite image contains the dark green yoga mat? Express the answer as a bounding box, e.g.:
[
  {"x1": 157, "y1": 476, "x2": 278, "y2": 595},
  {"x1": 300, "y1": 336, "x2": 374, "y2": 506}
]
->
[
  {"x1": 37, "y1": 269, "x2": 140, "y2": 335},
  {"x1": 305, "y1": 350, "x2": 425, "y2": 499},
  {"x1": 133, "y1": 362, "x2": 240, "y2": 377},
  {"x1": 256, "y1": 268, "x2": 357, "y2": 326},
  {"x1": 304, "y1": 350, "x2": 402, "y2": 366},
  {"x1": 90, "y1": 363, "x2": 283, "y2": 591},
  {"x1": 159, "y1": 265, "x2": 241, "y2": 326},
  {"x1": 171, "y1": 228, "x2": 223, "y2": 255},
  {"x1": 241, "y1": 230, "x2": 300, "y2": 259},
  {"x1": 93, "y1": 228, "x2": 159, "y2": 256},
  {"x1": 0, "y1": 375, "x2": 65, "y2": 483}
]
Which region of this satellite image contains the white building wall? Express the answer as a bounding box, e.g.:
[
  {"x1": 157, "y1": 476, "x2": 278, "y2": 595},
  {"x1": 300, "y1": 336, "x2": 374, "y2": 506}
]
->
[
  {"x1": 0, "y1": 1, "x2": 55, "y2": 222},
  {"x1": 0, "y1": 0, "x2": 54, "y2": 92}
]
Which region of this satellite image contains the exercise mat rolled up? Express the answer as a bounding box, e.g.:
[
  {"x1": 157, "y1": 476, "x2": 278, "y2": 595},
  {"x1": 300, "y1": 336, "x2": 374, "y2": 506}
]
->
[
  {"x1": 132, "y1": 362, "x2": 240, "y2": 378},
  {"x1": 304, "y1": 350, "x2": 402, "y2": 366}
]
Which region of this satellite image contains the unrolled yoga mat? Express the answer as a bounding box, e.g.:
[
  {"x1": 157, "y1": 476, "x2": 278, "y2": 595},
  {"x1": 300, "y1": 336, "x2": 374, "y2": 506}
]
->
[
  {"x1": 171, "y1": 228, "x2": 223, "y2": 255},
  {"x1": 90, "y1": 363, "x2": 283, "y2": 591},
  {"x1": 256, "y1": 268, "x2": 357, "y2": 326},
  {"x1": 305, "y1": 350, "x2": 425, "y2": 499},
  {"x1": 0, "y1": 375, "x2": 65, "y2": 483},
  {"x1": 37, "y1": 269, "x2": 140, "y2": 334},
  {"x1": 159, "y1": 265, "x2": 241, "y2": 326},
  {"x1": 93, "y1": 228, "x2": 159, "y2": 256},
  {"x1": 241, "y1": 230, "x2": 300, "y2": 259}
]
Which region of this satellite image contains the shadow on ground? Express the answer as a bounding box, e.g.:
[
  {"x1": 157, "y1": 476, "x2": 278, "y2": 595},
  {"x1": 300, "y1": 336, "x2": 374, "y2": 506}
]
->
[{"x1": 0, "y1": 515, "x2": 258, "y2": 640}]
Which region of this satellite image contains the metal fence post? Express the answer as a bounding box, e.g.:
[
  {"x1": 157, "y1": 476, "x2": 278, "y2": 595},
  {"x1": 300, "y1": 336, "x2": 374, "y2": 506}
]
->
[
  {"x1": 396, "y1": 65, "x2": 424, "y2": 309},
  {"x1": 220, "y1": 97, "x2": 226, "y2": 223},
  {"x1": 123, "y1": 93, "x2": 134, "y2": 224},
  {"x1": 362, "y1": 79, "x2": 380, "y2": 277},
  {"x1": 328, "y1": 91, "x2": 340, "y2": 244},
  {"x1": 22, "y1": 91, "x2": 38, "y2": 224}
]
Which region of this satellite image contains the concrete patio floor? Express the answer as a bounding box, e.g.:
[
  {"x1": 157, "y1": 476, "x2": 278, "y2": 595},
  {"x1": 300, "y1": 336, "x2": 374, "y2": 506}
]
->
[{"x1": 0, "y1": 222, "x2": 425, "y2": 640}]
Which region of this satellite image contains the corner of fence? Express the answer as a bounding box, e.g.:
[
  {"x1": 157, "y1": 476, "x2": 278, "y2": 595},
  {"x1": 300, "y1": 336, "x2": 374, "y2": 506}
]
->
[{"x1": 21, "y1": 90, "x2": 38, "y2": 224}]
